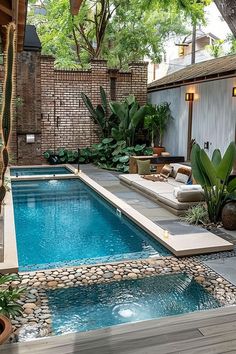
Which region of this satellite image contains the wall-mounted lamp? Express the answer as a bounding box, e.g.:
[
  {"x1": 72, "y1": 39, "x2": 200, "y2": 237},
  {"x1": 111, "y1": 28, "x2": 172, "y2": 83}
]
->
[
  {"x1": 232, "y1": 87, "x2": 236, "y2": 97},
  {"x1": 185, "y1": 93, "x2": 194, "y2": 102},
  {"x1": 26, "y1": 134, "x2": 35, "y2": 144},
  {"x1": 185, "y1": 93, "x2": 195, "y2": 160}
]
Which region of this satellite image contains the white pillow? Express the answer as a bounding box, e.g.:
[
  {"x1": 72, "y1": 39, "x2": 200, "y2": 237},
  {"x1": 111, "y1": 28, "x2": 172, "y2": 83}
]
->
[
  {"x1": 175, "y1": 172, "x2": 189, "y2": 184},
  {"x1": 173, "y1": 187, "x2": 180, "y2": 198}
]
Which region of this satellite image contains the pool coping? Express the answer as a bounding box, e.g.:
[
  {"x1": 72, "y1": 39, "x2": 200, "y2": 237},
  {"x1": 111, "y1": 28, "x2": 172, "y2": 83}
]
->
[
  {"x1": 1, "y1": 163, "x2": 234, "y2": 274},
  {"x1": 0, "y1": 168, "x2": 18, "y2": 273}
]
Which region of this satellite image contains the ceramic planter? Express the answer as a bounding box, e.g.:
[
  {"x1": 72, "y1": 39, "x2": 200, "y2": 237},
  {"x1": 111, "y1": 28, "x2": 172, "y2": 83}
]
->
[
  {"x1": 152, "y1": 147, "x2": 165, "y2": 156},
  {"x1": 222, "y1": 202, "x2": 236, "y2": 230},
  {"x1": 0, "y1": 315, "x2": 12, "y2": 345}
]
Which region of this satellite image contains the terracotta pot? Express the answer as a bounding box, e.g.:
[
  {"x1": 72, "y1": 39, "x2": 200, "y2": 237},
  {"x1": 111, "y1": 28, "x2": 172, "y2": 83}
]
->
[
  {"x1": 152, "y1": 147, "x2": 165, "y2": 156},
  {"x1": 0, "y1": 315, "x2": 12, "y2": 345},
  {"x1": 222, "y1": 202, "x2": 236, "y2": 230}
]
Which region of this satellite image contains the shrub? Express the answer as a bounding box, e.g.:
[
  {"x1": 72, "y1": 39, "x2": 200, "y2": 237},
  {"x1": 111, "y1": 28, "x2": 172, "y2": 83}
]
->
[
  {"x1": 0, "y1": 274, "x2": 25, "y2": 319},
  {"x1": 91, "y1": 138, "x2": 152, "y2": 173},
  {"x1": 184, "y1": 204, "x2": 209, "y2": 225},
  {"x1": 43, "y1": 148, "x2": 78, "y2": 164},
  {"x1": 191, "y1": 142, "x2": 236, "y2": 223}
]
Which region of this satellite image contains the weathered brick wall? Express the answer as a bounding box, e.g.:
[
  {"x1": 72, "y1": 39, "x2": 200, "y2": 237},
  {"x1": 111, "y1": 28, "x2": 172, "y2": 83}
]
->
[
  {"x1": 41, "y1": 57, "x2": 148, "y2": 155},
  {"x1": 16, "y1": 51, "x2": 42, "y2": 164},
  {"x1": 1, "y1": 52, "x2": 147, "y2": 165}
]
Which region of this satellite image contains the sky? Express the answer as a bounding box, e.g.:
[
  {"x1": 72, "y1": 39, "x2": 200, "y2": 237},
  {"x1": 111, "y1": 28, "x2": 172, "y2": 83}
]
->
[{"x1": 204, "y1": 3, "x2": 232, "y2": 39}]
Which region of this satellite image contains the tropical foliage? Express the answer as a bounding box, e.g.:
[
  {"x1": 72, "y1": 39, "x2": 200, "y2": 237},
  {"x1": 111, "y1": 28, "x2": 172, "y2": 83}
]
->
[
  {"x1": 109, "y1": 95, "x2": 147, "y2": 147},
  {"x1": 191, "y1": 142, "x2": 236, "y2": 223},
  {"x1": 144, "y1": 102, "x2": 173, "y2": 147},
  {"x1": 27, "y1": 0, "x2": 209, "y2": 69},
  {"x1": 0, "y1": 274, "x2": 25, "y2": 319},
  {"x1": 43, "y1": 148, "x2": 79, "y2": 164},
  {"x1": 89, "y1": 138, "x2": 153, "y2": 172},
  {"x1": 81, "y1": 86, "x2": 117, "y2": 138},
  {"x1": 44, "y1": 90, "x2": 172, "y2": 172}
]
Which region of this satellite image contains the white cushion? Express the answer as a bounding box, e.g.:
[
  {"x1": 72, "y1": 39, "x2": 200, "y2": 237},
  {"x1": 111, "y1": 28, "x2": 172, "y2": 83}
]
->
[
  {"x1": 175, "y1": 172, "x2": 189, "y2": 184},
  {"x1": 180, "y1": 185, "x2": 203, "y2": 191}
]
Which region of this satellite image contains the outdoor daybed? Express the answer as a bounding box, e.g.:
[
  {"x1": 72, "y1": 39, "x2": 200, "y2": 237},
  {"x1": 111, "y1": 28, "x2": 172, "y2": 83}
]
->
[{"x1": 119, "y1": 164, "x2": 204, "y2": 216}]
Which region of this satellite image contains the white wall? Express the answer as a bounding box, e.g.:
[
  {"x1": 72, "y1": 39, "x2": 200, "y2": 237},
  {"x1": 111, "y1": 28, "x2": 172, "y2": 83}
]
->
[{"x1": 148, "y1": 77, "x2": 236, "y2": 159}]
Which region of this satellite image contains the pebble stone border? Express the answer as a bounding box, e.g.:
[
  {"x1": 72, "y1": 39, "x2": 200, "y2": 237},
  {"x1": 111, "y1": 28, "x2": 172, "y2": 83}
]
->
[{"x1": 5, "y1": 255, "x2": 236, "y2": 342}]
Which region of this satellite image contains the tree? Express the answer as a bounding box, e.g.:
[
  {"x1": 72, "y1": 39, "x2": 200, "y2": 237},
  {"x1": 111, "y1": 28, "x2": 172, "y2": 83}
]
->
[
  {"x1": 206, "y1": 39, "x2": 225, "y2": 58},
  {"x1": 214, "y1": 0, "x2": 236, "y2": 37},
  {"x1": 28, "y1": 0, "x2": 210, "y2": 69}
]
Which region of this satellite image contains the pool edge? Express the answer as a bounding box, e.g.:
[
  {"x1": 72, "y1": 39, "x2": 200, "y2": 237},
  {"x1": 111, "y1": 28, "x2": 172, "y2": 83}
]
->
[
  {"x1": 0, "y1": 168, "x2": 18, "y2": 273},
  {"x1": 5, "y1": 163, "x2": 234, "y2": 274}
]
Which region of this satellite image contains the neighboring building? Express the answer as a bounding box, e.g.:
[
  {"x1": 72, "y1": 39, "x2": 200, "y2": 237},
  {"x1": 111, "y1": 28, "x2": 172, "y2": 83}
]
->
[
  {"x1": 148, "y1": 55, "x2": 236, "y2": 159},
  {"x1": 147, "y1": 31, "x2": 219, "y2": 83}
]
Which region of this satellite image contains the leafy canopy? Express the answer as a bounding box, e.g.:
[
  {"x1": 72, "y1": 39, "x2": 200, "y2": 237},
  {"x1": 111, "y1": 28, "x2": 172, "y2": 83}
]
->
[{"x1": 28, "y1": 0, "x2": 210, "y2": 69}]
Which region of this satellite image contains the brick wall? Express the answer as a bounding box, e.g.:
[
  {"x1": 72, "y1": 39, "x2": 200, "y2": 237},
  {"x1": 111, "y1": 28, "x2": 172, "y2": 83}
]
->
[
  {"x1": 16, "y1": 51, "x2": 42, "y2": 164},
  {"x1": 2, "y1": 52, "x2": 148, "y2": 165},
  {"x1": 40, "y1": 57, "x2": 148, "y2": 157}
]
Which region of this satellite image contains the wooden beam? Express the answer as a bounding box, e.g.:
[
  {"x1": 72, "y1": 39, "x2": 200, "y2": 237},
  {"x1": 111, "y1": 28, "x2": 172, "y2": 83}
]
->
[
  {"x1": 0, "y1": 4, "x2": 13, "y2": 17},
  {"x1": 0, "y1": 12, "x2": 12, "y2": 25},
  {"x1": 12, "y1": 0, "x2": 19, "y2": 24}
]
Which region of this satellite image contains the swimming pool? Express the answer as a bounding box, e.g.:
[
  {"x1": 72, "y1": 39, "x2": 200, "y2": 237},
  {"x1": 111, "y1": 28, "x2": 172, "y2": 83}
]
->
[
  {"x1": 47, "y1": 273, "x2": 220, "y2": 334},
  {"x1": 10, "y1": 166, "x2": 72, "y2": 176},
  {"x1": 12, "y1": 179, "x2": 170, "y2": 271}
]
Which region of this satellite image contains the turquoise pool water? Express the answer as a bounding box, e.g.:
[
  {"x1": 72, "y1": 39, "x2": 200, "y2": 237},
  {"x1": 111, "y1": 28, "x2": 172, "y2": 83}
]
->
[
  {"x1": 47, "y1": 273, "x2": 220, "y2": 334},
  {"x1": 12, "y1": 179, "x2": 170, "y2": 271},
  {"x1": 10, "y1": 166, "x2": 72, "y2": 176}
]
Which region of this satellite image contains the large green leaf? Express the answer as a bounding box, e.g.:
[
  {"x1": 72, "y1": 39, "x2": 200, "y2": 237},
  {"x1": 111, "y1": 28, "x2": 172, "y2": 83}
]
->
[
  {"x1": 100, "y1": 86, "x2": 108, "y2": 111},
  {"x1": 119, "y1": 155, "x2": 129, "y2": 163},
  {"x1": 111, "y1": 127, "x2": 123, "y2": 141},
  {"x1": 227, "y1": 178, "x2": 236, "y2": 193},
  {"x1": 102, "y1": 138, "x2": 113, "y2": 144},
  {"x1": 129, "y1": 100, "x2": 139, "y2": 120},
  {"x1": 109, "y1": 102, "x2": 127, "y2": 122},
  {"x1": 81, "y1": 93, "x2": 97, "y2": 119},
  {"x1": 191, "y1": 144, "x2": 210, "y2": 187},
  {"x1": 125, "y1": 95, "x2": 136, "y2": 106},
  {"x1": 131, "y1": 106, "x2": 147, "y2": 128},
  {"x1": 200, "y1": 149, "x2": 217, "y2": 186},
  {"x1": 216, "y1": 142, "x2": 236, "y2": 181},
  {"x1": 211, "y1": 149, "x2": 222, "y2": 167}
]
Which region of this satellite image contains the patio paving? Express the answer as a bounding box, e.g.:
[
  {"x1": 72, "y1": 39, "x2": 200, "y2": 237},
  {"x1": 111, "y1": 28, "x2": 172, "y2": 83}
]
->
[
  {"x1": 82, "y1": 162, "x2": 236, "y2": 291},
  {"x1": 80, "y1": 164, "x2": 177, "y2": 222}
]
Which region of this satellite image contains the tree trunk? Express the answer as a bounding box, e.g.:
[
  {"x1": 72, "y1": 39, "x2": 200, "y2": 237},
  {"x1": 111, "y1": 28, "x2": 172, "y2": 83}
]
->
[{"x1": 214, "y1": 0, "x2": 236, "y2": 36}]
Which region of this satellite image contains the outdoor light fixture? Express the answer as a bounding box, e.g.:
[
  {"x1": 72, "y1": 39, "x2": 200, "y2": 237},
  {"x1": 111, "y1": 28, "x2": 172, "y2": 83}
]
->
[
  {"x1": 232, "y1": 87, "x2": 236, "y2": 97},
  {"x1": 185, "y1": 93, "x2": 194, "y2": 102}
]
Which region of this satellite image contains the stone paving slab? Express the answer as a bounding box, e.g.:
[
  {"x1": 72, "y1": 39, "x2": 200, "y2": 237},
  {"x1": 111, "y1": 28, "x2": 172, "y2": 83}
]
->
[
  {"x1": 203, "y1": 257, "x2": 236, "y2": 286},
  {"x1": 156, "y1": 220, "x2": 209, "y2": 235}
]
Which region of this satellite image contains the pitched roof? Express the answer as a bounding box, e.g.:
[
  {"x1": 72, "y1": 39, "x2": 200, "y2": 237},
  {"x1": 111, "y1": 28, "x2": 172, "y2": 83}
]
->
[
  {"x1": 24, "y1": 25, "x2": 41, "y2": 51},
  {"x1": 148, "y1": 54, "x2": 236, "y2": 92}
]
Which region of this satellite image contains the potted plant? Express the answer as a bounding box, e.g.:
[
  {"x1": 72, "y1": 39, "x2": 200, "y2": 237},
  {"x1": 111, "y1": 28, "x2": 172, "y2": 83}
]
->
[
  {"x1": 0, "y1": 274, "x2": 25, "y2": 345},
  {"x1": 144, "y1": 102, "x2": 173, "y2": 155}
]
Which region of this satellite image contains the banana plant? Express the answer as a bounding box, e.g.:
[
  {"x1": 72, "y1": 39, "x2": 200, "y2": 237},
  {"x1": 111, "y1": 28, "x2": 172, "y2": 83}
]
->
[
  {"x1": 109, "y1": 95, "x2": 147, "y2": 146},
  {"x1": 0, "y1": 23, "x2": 16, "y2": 212},
  {"x1": 191, "y1": 142, "x2": 236, "y2": 223},
  {"x1": 81, "y1": 86, "x2": 117, "y2": 138}
]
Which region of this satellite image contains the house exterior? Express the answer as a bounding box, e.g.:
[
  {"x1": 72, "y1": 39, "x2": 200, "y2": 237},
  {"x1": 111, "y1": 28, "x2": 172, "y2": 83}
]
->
[
  {"x1": 148, "y1": 54, "x2": 236, "y2": 159},
  {"x1": 147, "y1": 31, "x2": 219, "y2": 83}
]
